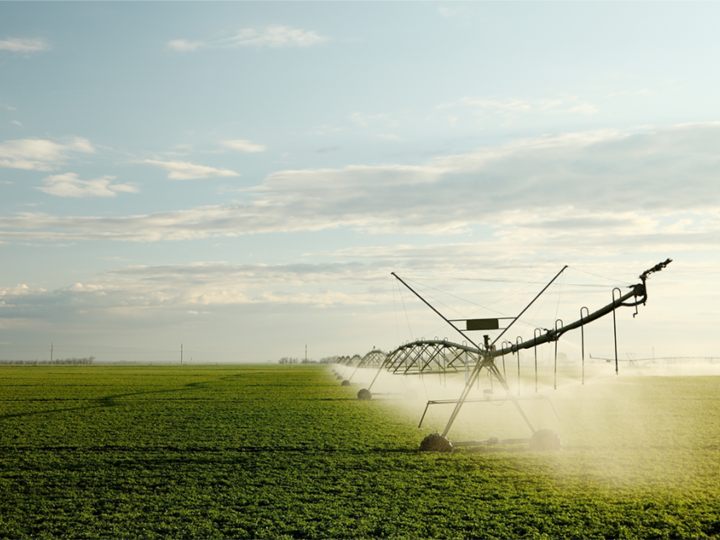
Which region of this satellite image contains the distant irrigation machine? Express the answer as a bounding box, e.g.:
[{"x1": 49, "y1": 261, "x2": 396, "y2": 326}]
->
[{"x1": 333, "y1": 259, "x2": 672, "y2": 452}]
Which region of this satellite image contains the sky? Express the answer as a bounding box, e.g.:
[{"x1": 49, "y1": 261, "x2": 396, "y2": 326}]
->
[{"x1": 1, "y1": 2, "x2": 720, "y2": 364}]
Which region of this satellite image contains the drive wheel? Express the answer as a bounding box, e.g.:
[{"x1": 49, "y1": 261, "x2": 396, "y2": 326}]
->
[
  {"x1": 419, "y1": 433, "x2": 453, "y2": 452},
  {"x1": 529, "y1": 428, "x2": 562, "y2": 451}
]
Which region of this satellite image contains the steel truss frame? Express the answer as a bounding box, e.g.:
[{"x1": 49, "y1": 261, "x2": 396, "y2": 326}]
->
[{"x1": 346, "y1": 259, "x2": 672, "y2": 447}]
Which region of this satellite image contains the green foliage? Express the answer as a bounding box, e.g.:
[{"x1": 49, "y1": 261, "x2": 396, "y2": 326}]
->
[{"x1": 1, "y1": 365, "x2": 719, "y2": 538}]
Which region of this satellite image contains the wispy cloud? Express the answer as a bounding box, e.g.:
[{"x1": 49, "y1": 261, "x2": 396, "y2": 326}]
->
[
  {"x1": 105, "y1": 262, "x2": 376, "y2": 307},
  {"x1": 0, "y1": 262, "x2": 380, "y2": 319},
  {"x1": 438, "y1": 95, "x2": 598, "y2": 117},
  {"x1": 0, "y1": 38, "x2": 51, "y2": 53},
  {"x1": 606, "y1": 89, "x2": 654, "y2": 98},
  {"x1": 167, "y1": 39, "x2": 204, "y2": 52},
  {"x1": 221, "y1": 26, "x2": 328, "y2": 48},
  {"x1": 1, "y1": 258, "x2": 711, "y2": 356},
  {"x1": 3, "y1": 123, "x2": 720, "y2": 247},
  {"x1": 0, "y1": 137, "x2": 94, "y2": 171},
  {"x1": 0, "y1": 283, "x2": 39, "y2": 296},
  {"x1": 143, "y1": 159, "x2": 240, "y2": 180},
  {"x1": 377, "y1": 134, "x2": 404, "y2": 142},
  {"x1": 37, "y1": 173, "x2": 138, "y2": 198},
  {"x1": 221, "y1": 139, "x2": 266, "y2": 153},
  {"x1": 348, "y1": 112, "x2": 389, "y2": 127},
  {"x1": 168, "y1": 25, "x2": 328, "y2": 52},
  {"x1": 438, "y1": 6, "x2": 464, "y2": 18}
]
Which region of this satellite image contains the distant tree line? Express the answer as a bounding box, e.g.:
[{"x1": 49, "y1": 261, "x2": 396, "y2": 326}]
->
[
  {"x1": 278, "y1": 357, "x2": 324, "y2": 364},
  {"x1": 0, "y1": 357, "x2": 95, "y2": 365}
]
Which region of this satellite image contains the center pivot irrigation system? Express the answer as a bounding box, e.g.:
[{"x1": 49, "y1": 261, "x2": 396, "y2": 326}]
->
[{"x1": 332, "y1": 259, "x2": 672, "y2": 452}]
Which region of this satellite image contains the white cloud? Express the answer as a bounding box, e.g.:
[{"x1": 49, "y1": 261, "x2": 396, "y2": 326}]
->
[
  {"x1": 348, "y1": 112, "x2": 388, "y2": 127},
  {"x1": 607, "y1": 89, "x2": 654, "y2": 98},
  {"x1": 0, "y1": 259, "x2": 705, "y2": 350},
  {"x1": 438, "y1": 6, "x2": 464, "y2": 18},
  {"x1": 69, "y1": 282, "x2": 105, "y2": 292},
  {"x1": 377, "y1": 134, "x2": 404, "y2": 142},
  {"x1": 4, "y1": 256, "x2": 715, "y2": 366},
  {"x1": 143, "y1": 159, "x2": 240, "y2": 180},
  {"x1": 0, "y1": 137, "x2": 94, "y2": 171},
  {"x1": 440, "y1": 95, "x2": 598, "y2": 118},
  {"x1": 221, "y1": 139, "x2": 267, "y2": 153},
  {"x1": 3, "y1": 123, "x2": 720, "y2": 247},
  {"x1": 222, "y1": 25, "x2": 327, "y2": 48},
  {"x1": 569, "y1": 103, "x2": 599, "y2": 115},
  {"x1": 10, "y1": 120, "x2": 21, "y2": 127},
  {"x1": 37, "y1": 173, "x2": 138, "y2": 198},
  {"x1": 0, "y1": 38, "x2": 50, "y2": 53},
  {"x1": 167, "y1": 39, "x2": 204, "y2": 52},
  {"x1": 168, "y1": 25, "x2": 327, "y2": 52},
  {"x1": 0, "y1": 284, "x2": 36, "y2": 296},
  {"x1": 0, "y1": 263, "x2": 382, "y2": 320},
  {"x1": 106, "y1": 262, "x2": 378, "y2": 307}
]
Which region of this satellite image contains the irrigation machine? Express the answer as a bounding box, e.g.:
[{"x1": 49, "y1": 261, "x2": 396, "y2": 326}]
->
[{"x1": 336, "y1": 259, "x2": 672, "y2": 452}]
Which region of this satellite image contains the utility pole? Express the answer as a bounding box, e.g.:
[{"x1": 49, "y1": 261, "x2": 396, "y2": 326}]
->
[
  {"x1": 181, "y1": 344, "x2": 183, "y2": 366},
  {"x1": 50, "y1": 343, "x2": 53, "y2": 365},
  {"x1": 305, "y1": 344, "x2": 307, "y2": 364}
]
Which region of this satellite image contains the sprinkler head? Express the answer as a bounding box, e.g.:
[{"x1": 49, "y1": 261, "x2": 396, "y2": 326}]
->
[
  {"x1": 341, "y1": 380, "x2": 351, "y2": 386},
  {"x1": 357, "y1": 388, "x2": 372, "y2": 400}
]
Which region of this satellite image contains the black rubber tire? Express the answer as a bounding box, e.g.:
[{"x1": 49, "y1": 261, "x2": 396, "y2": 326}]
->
[
  {"x1": 529, "y1": 428, "x2": 562, "y2": 451},
  {"x1": 419, "y1": 433, "x2": 453, "y2": 452}
]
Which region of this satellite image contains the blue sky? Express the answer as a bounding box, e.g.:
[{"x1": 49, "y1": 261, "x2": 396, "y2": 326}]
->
[{"x1": 1, "y1": 2, "x2": 720, "y2": 363}]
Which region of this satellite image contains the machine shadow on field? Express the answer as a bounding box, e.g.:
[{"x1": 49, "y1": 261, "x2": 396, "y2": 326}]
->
[{"x1": 0, "y1": 387, "x2": 187, "y2": 421}]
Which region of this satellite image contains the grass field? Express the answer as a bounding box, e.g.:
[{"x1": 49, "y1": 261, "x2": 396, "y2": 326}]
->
[{"x1": 1, "y1": 364, "x2": 720, "y2": 539}]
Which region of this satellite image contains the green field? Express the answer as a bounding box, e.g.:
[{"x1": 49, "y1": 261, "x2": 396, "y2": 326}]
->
[{"x1": 1, "y1": 365, "x2": 720, "y2": 539}]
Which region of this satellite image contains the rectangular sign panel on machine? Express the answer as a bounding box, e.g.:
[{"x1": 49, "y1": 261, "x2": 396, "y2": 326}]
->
[{"x1": 466, "y1": 318, "x2": 500, "y2": 331}]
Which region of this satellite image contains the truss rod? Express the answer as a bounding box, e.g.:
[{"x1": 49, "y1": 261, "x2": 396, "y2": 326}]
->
[
  {"x1": 391, "y1": 272, "x2": 481, "y2": 350},
  {"x1": 491, "y1": 266, "x2": 568, "y2": 347}
]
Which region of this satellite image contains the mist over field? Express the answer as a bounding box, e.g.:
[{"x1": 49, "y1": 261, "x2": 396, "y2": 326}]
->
[{"x1": 340, "y1": 360, "x2": 720, "y2": 492}]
